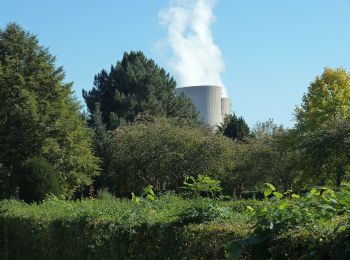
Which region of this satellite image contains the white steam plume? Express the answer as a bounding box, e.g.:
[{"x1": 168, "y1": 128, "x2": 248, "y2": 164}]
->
[{"x1": 159, "y1": 0, "x2": 227, "y2": 96}]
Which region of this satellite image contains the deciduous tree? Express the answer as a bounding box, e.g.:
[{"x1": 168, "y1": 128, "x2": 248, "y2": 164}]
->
[
  {"x1": 107, "y1": 117, "x2": 235, "y2": 195},
  {"x1": 295, "y1": 67, "x2": 350, "y2": 132},
  {"x1": 0, "y1": 23, "x2": 99, "y2": 197}
]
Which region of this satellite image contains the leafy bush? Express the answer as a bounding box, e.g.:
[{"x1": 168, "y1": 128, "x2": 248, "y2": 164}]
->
[
  {"x1": 107, "y1": 117, "x2": 236, "y2": 195},
  {"x1": 227, "y1": 121, "x2": 301, "y2": 195},
  {"x1": 177, "y1": 202, "x2": 230, "y2": 225},
  {"x1": 297, "y1": 119, "x2": 350, "y2": 188},
  {"x1": 183, "y1": 175, "x2": 222, "y2": 198},
  {"x1": 0, "y1": 194, "x2": 244, "y2": 259},
  {"x1": 227, "y1": 184, "x2": 350, "y2": 259},
  {"x1": 2, "y1": 191, "x2": 350, "y2": 259},
  {"x1": 18, "y1": 157, "x2": 60, "y2": 203}
]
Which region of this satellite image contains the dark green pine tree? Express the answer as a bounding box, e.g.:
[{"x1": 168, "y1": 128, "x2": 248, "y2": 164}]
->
[
  {"x1": 218, "y1": 113, "x2": 250, "y2": 141},
  {"x1": 91, "y1": 103, "x2": 108, "y2": 161},
  {"x1": 83, "y1": 51, "x2": 199, "y2": 129},
  {"x1": 0, "y1": 23, "x2": 100, "y2": 197},
  {"x1": 90, "y1": 103, "x2": 110, "y2": 190}
]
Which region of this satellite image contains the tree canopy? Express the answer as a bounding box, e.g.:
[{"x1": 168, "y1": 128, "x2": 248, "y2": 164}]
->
[
  {"x1": 82, "y1": 51, "x2": 199, "y2": 129},
  {"x1": 294, "y1": 67, "x2": 350, "y2": 187},
  {"x1": 228, "y1": 121, "x2": 300, "y2": 194},
  {"x1": 295, "y1": 67, "x2": 350, "y2": 131},
  {"x1": 299, "y1": 119, "x2": 350, "y2": 187},
  {"x1": 218, "y1": 113, "x2": 250, "y2": 141},
  {"x1": 0, "y1": 23, "x2": 99, "y2": 197},
  {"x1": 107, "y1": 117, "x2": 235, "y2": 195}
]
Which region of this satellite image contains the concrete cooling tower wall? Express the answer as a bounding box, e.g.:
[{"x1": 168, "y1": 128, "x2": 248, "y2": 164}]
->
[
  {"x1": 221, "y1": 97, "x2": 231, "y2": 120},
  {"x1": 176, "y1": 85, "x2": 231, "y2": 127}
]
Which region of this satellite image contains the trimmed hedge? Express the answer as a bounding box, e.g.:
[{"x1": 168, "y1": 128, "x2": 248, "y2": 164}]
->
[
  {"x1": 0, "y1": 195, "x2": 250, "y2": 259},
  {"x1": 1, "y1": 195, "x2": 350, "y2": 259},
  {"x1": 243, "y1": 217, "x2": 347, "y2": 259}
]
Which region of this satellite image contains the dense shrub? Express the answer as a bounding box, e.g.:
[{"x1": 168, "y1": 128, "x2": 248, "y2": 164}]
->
[
  {"x1": 227, "y1": 184, "x2": 350, "y2": 259},
  {"x1": 107, "y1": 117, "x2": 236, "y2": 195},
  {"x1": 2, "y1": 192, "x2": 350, "y2": 259},
  {"x1": 225, "y1": 121, "x2": 301, "y2": 195},
  {"x1": 0, "y1": 195, "x2": 248, "y2": 259},
  {"x1": 18, "y1": 157, "x2": 60, "y2": 203},
  {"x1": 297, "y1": 119, "x2": 350, "y2": 188}
]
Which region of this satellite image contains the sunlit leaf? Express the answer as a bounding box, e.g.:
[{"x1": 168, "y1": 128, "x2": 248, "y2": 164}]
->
[{"x1": 273, "y1": 191, "x2": 283, "y2": 199}]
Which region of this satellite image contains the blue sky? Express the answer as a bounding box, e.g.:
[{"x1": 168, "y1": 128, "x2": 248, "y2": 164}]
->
[{"x1": 1, "y1": 0, "x2": 350, "y2": 127}]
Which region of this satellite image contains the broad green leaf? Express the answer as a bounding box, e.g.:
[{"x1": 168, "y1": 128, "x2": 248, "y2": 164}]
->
[
  {"x1": 322, "y1": 189, "x2": 336, "y2": 198},
  {"x1": 278, "y1": 200, "x2": 289, "y2": 210},
  {"x1": 273, "y1": 191, "x2": 283, "y2": 199},
  {"x1": 264, "y1": 187, "x2": 273, "y2": 198},
  {"x1": 291, "y1": 194, "x2": 300, "y2": 199},
  {"x1": 246, "y1": 206, "x2": 255, "y2": 212},
  {"x1": 309, "y1": 188, "x2": 320, "y2": 196},
  {"x1": 264, "y1": 183, "x2": 276, "y2": 191}
]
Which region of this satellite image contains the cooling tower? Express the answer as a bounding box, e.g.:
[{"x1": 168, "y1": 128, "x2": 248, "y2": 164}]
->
[
  {"x1": 221, "y1": 97, "x2": 231, "y2": 120},
  {"x1": 176, "y1": 85, "x2": 223, "y2": 127}
]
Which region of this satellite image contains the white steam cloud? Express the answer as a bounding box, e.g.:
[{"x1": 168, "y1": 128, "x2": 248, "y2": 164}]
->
[{"x1": 159, "y1": 0, "x2": 227, "y2": 96}]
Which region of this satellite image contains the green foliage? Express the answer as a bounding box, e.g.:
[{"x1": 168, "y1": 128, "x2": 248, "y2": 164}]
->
[
  {"x1": 176, "y1": 200, "x2": 230, "y2": 225},
  {"x1": 131, "y1": 185, "x2": 156, "y2": 203},
  {"x1": 91, "y1": 103, "x2": 109, "y2": 163},
  {"x1": 296, "y1": 67, "x2": 350, "y2": 132},
  {"x1": 2, "y1": 191, "x2": 350, "y2": 259},
  {"x1": 227, "y1": 184, "x2": 350, "y2": 259},
  {"x1": 228, "y1": 140, "x2": 275, "y2": 194},
  {"x1": 18, "y1": 157, "x2": 60, "y2": 203},
  {"x1": 0, "y1": 164, "x2": 14, "y2": 199},
  {"x1": 82, "y1": 51, "x2": 199, "y2": 129},
  {"x1": 251, "y1": 119, "x2": 284, "y2": 141},
  {"x1": 0, "y1": 23, "x2": 99, "y2": 197},
  {"x1": 217, "y1": 113, "x2": 250, "y2": 141},
  {"x1": 90, "y1": 103, "x2": 110, "y2": 190},
  {"x1": 107, "y1": 117, "x2": 235, "y2": 195},
  {"x1": 298, "y1": 119, "x2": 350, "y2": 187},
  {"x1": 96, "y1": 188, "x2": 115, "y2": 200},
  {"x1": 0, "y1": 194, "x2": 248, "y2": 259},
  {"x1": 2, "y1": 24, "x2": 350, "y2": 259},
  {"x1": 228, "y1": 121, "x2": 301, "y2": 194},
  {"x1": 183, "y1": 175, "x2": 222, "y2": 198},
  {"x1": 293, "y1": 67, "x2": 350, "y2": 188},
  {"x1": 142, "y1": 185, "x2": 155, "y2": 202}
]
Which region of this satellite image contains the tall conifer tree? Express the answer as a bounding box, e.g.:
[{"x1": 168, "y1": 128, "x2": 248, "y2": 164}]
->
[{"x1": 83, "y1": 51, "x2": 198, "y2": 129}]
